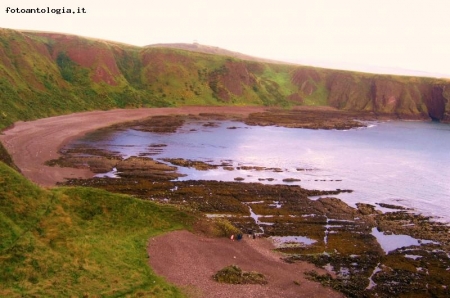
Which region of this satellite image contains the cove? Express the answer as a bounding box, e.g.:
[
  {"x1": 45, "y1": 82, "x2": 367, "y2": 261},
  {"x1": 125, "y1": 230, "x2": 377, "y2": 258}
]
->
[{"x1": 70, "y1": 119, "x2": 450, "y2": 222}]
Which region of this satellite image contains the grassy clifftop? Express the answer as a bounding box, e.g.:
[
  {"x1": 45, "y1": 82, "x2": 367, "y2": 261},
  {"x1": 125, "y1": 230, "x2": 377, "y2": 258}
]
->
[
  {"x1": 0, "y1": 28, "x2": 449, "y2": 130},
  {"x1": 0, "y1": 161, "x2": 194, "y2": 296}
]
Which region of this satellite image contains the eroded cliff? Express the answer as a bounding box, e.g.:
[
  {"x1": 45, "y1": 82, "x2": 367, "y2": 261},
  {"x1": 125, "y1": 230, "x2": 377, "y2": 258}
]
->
[{"x1": 0, "y1": 28, "x2": 449, "y2": 129}]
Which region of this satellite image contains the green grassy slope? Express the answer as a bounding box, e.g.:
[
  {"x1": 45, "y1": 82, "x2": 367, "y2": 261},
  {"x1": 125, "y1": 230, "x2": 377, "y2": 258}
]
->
[
  {"x1": 1, "y1": 28, "x2": 450, "y2": 131},
  {"x1": 0, "y1": 161, "x2": 194, "y2": 297}
]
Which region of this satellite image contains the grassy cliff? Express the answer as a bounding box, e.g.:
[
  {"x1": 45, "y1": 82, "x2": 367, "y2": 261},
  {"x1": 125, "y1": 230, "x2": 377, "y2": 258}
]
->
[
  {"x1": 0, "y1": 160, "x2": 194, "y2": 297},
  {"x1": 0, "y1": 121, "x2": 192, "y2": 296},
  {"x1": 0, "y1": 28, "x2": 449, "y2": 130}
]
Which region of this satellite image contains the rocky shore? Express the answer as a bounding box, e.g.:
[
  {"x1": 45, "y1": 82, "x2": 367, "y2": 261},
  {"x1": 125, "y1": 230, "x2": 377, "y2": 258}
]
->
[
  {"x1": 2, "y1": 107, "x2": 449, "y2": 297},
  {"x1": 52, "y1": 110, "x2": 449, "y2": 297}
]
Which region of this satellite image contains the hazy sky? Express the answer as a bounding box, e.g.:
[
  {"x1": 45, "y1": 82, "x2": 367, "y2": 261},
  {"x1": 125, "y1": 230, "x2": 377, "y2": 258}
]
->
[{"x1": 2, "y1": 0, "x2": 450, "y2": 77}]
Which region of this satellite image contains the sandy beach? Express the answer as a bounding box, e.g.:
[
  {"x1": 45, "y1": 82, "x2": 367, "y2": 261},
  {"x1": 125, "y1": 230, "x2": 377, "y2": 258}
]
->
[{"x1": 0, "y1": 106, "x2": 265, "y2": 187}]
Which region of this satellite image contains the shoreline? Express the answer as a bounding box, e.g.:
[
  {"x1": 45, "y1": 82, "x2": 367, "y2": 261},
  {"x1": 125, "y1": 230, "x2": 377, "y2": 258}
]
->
[
  {"x1": 0, "y1": 105, "x2": 383, "y2": 187},
  {"x1": 0, "y1": 106, "x2": 266, "y2": 187}
]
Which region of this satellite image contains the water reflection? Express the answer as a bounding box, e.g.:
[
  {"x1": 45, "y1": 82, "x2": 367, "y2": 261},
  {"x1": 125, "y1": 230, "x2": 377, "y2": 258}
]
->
[
  {"x1": 371, "y1": 227, "x2": 438, "y2": 254},
  {"x1": 270, "y1": 236, "x2": 317, "y2": 248},
  {"x1": 71, "y1": 119, "x2": 450, "y2": 222}
]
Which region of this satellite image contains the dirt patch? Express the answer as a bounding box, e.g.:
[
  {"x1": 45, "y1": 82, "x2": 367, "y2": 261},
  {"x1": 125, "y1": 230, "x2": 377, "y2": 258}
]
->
[{"x1": 148, "y1": 230, "x2": 343, "y2": 298}]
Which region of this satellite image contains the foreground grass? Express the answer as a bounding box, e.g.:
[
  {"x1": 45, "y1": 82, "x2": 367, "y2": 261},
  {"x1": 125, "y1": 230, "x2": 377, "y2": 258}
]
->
[{"x1": 0, "y1": 162, "x2": 194, "y2": 297}]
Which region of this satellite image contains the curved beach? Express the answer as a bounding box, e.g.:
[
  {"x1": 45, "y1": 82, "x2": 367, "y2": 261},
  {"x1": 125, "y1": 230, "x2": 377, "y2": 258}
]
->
[{"x1": 0, "y1": 106, "x2": 265, "y2": 187}]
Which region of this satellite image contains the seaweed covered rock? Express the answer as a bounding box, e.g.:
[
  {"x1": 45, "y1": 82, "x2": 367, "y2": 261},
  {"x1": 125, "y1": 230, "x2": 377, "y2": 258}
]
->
[{"x1": 213, "y1": 265, "x2": 268, "y2": 285}]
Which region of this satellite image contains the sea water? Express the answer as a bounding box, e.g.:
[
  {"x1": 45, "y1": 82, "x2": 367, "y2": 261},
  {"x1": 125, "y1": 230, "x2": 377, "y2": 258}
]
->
[{"x1": 71, "y1": 120, "x2": 450, "y2": 222}]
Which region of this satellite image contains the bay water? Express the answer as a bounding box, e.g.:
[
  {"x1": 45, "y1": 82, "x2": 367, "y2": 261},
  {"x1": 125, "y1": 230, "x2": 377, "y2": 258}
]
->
[{"x1": 72, "y1": 120, "x2": 450, "y2": 222}]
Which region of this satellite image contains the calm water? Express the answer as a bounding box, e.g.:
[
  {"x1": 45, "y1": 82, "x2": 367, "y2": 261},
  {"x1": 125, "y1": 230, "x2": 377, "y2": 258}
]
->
[{"x1": 72, "y1": 120, "x2": 450, "y2": 222}]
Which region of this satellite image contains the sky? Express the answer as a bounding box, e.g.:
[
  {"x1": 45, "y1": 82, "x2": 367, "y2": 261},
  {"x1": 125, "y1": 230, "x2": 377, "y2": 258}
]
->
[{"x1": 2, "y1": 0, "x2": 450, "y2": 78}]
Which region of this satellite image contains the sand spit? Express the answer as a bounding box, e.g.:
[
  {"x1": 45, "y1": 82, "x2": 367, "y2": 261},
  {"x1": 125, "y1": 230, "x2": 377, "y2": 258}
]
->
[{"x1": 0, "y1": 106, "x2": 265, "y2": 187}]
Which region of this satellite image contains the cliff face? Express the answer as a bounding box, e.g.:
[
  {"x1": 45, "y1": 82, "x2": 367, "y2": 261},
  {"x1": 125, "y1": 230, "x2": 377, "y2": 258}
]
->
[
  {"x1": 326, "y1": 73, "x2": 450, "y2": 120},
  {"x1": 326, "y1": 73, "x2": 372, "y2": 110},
  {"x1": 428, "y1": 85, "x2": 448, "y2": 121},
  {"x1": 0, "y1": 28, "x2": 449, "y2": 129}
]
